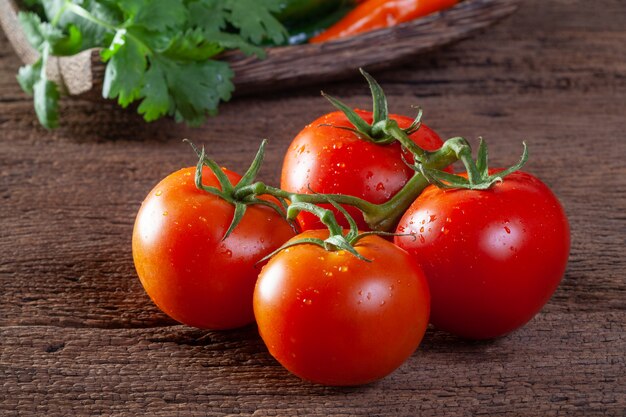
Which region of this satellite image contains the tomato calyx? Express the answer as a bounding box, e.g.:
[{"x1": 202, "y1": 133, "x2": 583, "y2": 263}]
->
[
  {"x1": 323, "y1": 69, "x2": 473, "y2": 170},
  {"x1": 186, "y1": 139, "x2": 294, "y2": 239},
  {"x1": 414, "y1": 138, "x2": 529, "y2": 190},
  {"x1": 321, "y1": 68, "x2": 422, "y2": 145}
]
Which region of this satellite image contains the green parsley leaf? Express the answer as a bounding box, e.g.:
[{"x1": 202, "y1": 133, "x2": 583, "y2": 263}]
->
[
  {"x1": 205, "y1": 31, "x2": 264, "y2": 58},
  {"x1": 38, "y1": 0, "x2": 64, "y2": 23},
  {"x1": 224, "y1": 0, "x2": 286, "y2": 45},
  {"x1": 17, "y1": 11, "x2": 63, "y2": 129},
  {"x1": 51, "y1": 24, "x2": 83, "y2": 55},
  {"x1": 18, "y1": 11, "x2": 62, "y2": 49},
  {"x1": 137, "y1": 63, "x2": 171, "y2": 122},
  {"x1": 187, "y1": 0, "x2": 228, "y2": 33},
  {"x1": 122, "y1": 0, "x2": 188, "y2": 32},
  {"x1": 162, "y1": 28, "x2": 224, "y2": 61},
  {"x1": 101, "y1": 29, "x2": 148, "y2": 107},
  {"x1": 157, "y1": 58, "x2": 234, "y2": 126},
  {"x1": 17, "y1": 61, "x2": 40, "y2": 95},
  {"x1": 18, "y1": 0, "x2": 288, "y2": 128},
  {"x1": 33, "y1": 75, "x2": 60, "y2": 129}
]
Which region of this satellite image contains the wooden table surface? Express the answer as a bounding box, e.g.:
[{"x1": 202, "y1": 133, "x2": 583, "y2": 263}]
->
[{"x1": 1, "y1": 0, "x2": 625, "y2": 415}]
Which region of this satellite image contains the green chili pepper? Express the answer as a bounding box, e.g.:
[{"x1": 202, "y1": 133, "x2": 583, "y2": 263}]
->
[
  {"x1": 274, "y1": 0, "x2": 342, "y2": 25},
  {"x1": 285, "y1": 1, "x2": 355, "y2": 45}
]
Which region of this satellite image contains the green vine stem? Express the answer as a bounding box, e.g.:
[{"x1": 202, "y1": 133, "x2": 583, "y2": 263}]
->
[
  {"x1": 228, "y1": 134, "x2": 468, "y2": 231},
  {"x1": 259, "y1": 197, "x2": 408, "y2": 263},
  {"x1": 188, "y1": 70, "x2": 528, "y2": 243},
  {"x1": 188, "y1": 133, "x2": 470, "y2": 236},
  {"x1": 261, "y1": 200, "x2": 370, "y2": 262}
]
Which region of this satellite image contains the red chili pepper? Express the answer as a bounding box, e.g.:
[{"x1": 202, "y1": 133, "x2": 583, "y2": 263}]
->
[{"x1": 310, "y1": 0, "x2": 459, "y2": 43}]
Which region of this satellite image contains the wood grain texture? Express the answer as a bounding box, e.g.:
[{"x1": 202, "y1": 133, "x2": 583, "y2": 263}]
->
[
  {"x1": 1, "y1": 0, "x2": 625, "y2": 415},
  {"x1": 1, "y1": 312, "x2": 625, "y2": 416}
]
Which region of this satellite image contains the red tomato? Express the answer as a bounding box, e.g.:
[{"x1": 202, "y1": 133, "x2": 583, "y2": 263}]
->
[
  {"x1": 132, "y1": 167, "x2": 296, "y2": 330},
  {"x1": 281, "y1": 110, "x2": 445, "y2": 231},
  {"x1": 394, "y1": 171, "x2": 570, "y2": 339},
  {"x1": 253, "y1": 230, "x2": 430, "y2": 386}
]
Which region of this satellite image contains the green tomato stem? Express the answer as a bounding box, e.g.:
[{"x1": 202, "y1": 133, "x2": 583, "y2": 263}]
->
[
  {"x1": 362, "y1": 137, "x2": 466, "y2": 230},
  {"x1": 287, "y1": 202, "x2": 344, "y2": 236},
  {"x1": 233, "y1": 135, "x2": 467, "y2": 232}
]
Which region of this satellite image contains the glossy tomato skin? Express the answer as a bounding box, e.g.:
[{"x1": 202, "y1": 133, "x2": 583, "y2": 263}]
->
[
  {"x1": 394, "y1": 171, "x2": 570, "y2": 339},
  {"x1": 254, "y1": 230, "x2": 430, "y2": 386},
  {"x1": 132, "y1": 167, "x2": 296, "y2": 330},
  {"x1": 281, "y1": 110, "x2": 445, "y2": 231}
]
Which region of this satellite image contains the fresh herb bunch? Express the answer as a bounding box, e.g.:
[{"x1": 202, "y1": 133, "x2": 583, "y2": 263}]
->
[{"x1": 16, "y1": 0, "x2": 288, "y2": 128}]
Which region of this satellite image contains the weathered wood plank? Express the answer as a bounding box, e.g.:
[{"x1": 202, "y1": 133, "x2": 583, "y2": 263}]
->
[{"x1": 1, "y1": 312, "x2": 624, "y2": 416}]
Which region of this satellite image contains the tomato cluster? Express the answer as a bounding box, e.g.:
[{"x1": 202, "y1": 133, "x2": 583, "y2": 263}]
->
[{"x1": 132, "y1": 74, "x2": 570, "y2": 386}]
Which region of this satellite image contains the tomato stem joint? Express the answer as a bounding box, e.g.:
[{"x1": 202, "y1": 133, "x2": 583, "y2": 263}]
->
[{"x1": 414, "y1": 139, "x2": 529, "y2": 190}]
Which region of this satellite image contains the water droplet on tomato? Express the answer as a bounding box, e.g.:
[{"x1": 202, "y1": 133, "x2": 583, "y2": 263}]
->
[
  {"x1": 162, "y1": 211, "x2": 168, "y2": 216},
  {"x1": 504, "y1": 226, "x2": 511, "y2": 234},
  {"x1": 429, "y1": 215, "x2": 437, "y2": 223},
  {"x1": 376, "y1": 183, "x2": 385, "y2": 191},
  {"x1": 303, "y1": 298, "x2": 312, "y2": 305},
  {"x1": 419, "y1": 235, "x2": 425, "y2": 243},
  {"x1": 155, "y1": 190, "x2": 162, "y2": 196},
  {"x1": 366, "y1": 292, "x2": 372, "y2": 300},
  {"x1": 419, "y1": 226, "x2": 424, "y2": 233},
  {"x1": 366, "y1": 171, "x2": 374, "y2": 179},
  {"x1": 333, "y1": 142, "x2": 343, "y2": 149},
  {"x1": 338, "y1": 266, "x2": 348, "y2": 272},
  {"x1": 380, "y1": 300, "x2": 386, "y2": 306},
  {"x1": 397, "y1": 225, "x2": 405, "y2": 232}
]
